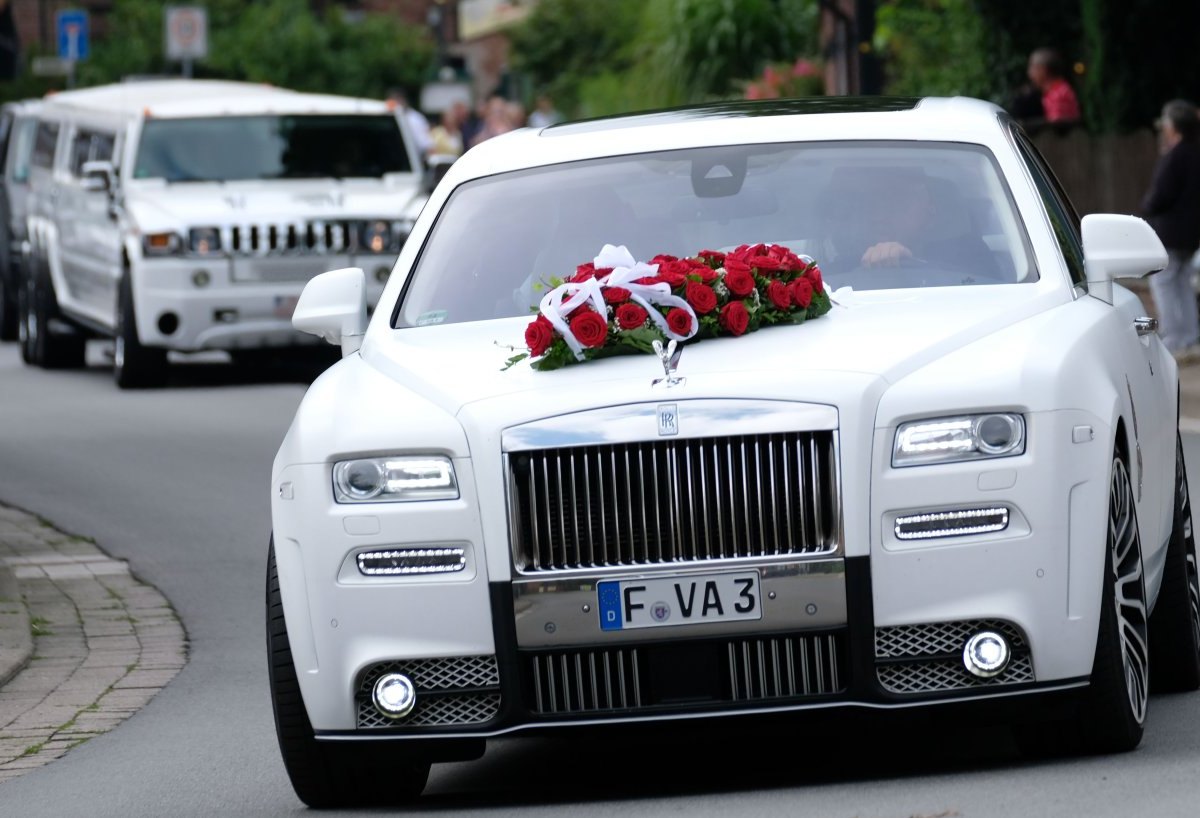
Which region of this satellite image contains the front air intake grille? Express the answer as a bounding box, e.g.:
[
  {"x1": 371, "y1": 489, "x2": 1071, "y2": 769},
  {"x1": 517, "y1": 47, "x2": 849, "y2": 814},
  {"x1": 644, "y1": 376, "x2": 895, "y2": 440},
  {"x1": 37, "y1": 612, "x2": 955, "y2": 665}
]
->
[
  {"x1": 355, "y1": 655, "x2": 501, "y2": 729},
  {"x1": 874, "y1": 620, "x2": 1034, "y2": 695},
  {"x1": 528, "y1": 632, "x2": 845, "y2": 716},
  {"x1": 508, "y1": 432, "x2": 839, "y2": 573}
]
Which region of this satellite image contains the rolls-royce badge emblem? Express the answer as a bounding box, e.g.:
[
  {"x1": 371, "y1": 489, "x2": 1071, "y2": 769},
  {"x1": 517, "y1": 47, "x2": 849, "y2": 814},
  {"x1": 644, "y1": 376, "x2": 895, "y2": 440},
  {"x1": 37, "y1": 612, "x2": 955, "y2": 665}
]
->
[
  {"x1": 652, "y1": 338, "x2": 685, "y2": 388},
  {"x1": 657, "y1": 403, "x2": 678, "y2": 436}
]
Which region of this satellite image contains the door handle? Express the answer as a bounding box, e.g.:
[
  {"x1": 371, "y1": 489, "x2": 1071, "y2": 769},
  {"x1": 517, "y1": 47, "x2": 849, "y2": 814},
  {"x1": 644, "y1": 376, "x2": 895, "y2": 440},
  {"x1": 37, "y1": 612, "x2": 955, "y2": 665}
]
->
[{"x1": 1134, "y1": 316, "x2": 1158, "y2": 337}]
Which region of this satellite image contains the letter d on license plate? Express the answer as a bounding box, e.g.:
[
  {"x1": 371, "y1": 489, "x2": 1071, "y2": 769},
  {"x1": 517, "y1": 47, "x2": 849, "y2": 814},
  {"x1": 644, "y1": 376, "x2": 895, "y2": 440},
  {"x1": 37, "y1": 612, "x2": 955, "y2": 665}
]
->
[{"x1": 598, "y1": 571, "x2": 761, "y2": 631}]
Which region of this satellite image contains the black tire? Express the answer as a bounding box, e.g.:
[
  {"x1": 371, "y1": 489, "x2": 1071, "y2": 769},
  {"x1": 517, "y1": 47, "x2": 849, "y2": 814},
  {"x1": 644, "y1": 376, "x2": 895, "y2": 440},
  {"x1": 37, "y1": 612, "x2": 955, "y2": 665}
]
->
[
  {"x1": 24, "y1": 256, "x2": 85, "y2": 369},
  {"x1": 267, "y1": 542, "x2": 430, "y2": 809},
  {"x1": 17, "y1": 270, "x2": 34, "y2": 364},
  {"x1": 114, "y1": 272, "x2": 168, "y2": 389},
  {"x1": 1016, "y1": 454, "x2": 1149, "y2": 757},
  {"x1": 0, "y1": 269, "x2": 17, "y2": 342},
  {"x1": 1149, "y1": 433, "x2": 1200, "y2": 691}
]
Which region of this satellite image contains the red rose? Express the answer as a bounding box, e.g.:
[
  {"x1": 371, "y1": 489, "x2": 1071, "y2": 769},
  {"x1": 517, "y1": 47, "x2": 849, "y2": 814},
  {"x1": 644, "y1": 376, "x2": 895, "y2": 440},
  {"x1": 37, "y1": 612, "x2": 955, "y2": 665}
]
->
[
  {"x1": 766, "y1": 280, "x2": 792, "y2": 310},
  {"x1": 571, "y1": 263, "x2": 596, "y2": 282},
  {"x1": 615, "y1": 302, "x2": 648, "y2": 330},
  {"x1": 723, "y1": 263, "x2": 756, "y2": 297},
  {"x1": 604, "y1": 287, "x2": 631, "y2": 304},
  {"x1": 791, "y1": 277, "x2": 814, "y2": 309},
  {"x1": 525, "y1": 315, "x2": 556, "y2": 357},
  {"x1": 806, "y1": 264, "x2": 823, "y2": 292},
  {"x1": 685, "y1": 282, "x2": 718, "y2": 314},
  {"x1": 698, "y1": 249, "x2": 726, "y2": 266},
  {"x1": 692, "y1": 266, "x2": 718, "y2": 283},
  {"x1": 657, "y1": 271, "x2": 687, "y2": 288},
  {"x1": 750, "y1": 255, "x2": 783, "y2": 271},
  {"x1": 570, "y1": 309, "x2": 609, "y2": 348},
  {"x1": 719, "y1": 300, "x2": 750, "y2": 336},
  {"x1": 659, "y1": 259, "x2": 692, "y2": 277},
  {"x1": 649, "y1": 254, "x2": 679, "y2": 265},
  {"x1": 666, "y1": 307, "x2": 693, "y2": 336}
]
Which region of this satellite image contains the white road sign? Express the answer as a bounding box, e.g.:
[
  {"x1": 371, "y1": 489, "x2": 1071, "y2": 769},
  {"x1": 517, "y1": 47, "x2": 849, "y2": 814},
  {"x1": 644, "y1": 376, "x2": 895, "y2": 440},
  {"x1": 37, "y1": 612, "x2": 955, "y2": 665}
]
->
[{"x1": 165, "y1": 6, "x2": 208, "y2": 61}]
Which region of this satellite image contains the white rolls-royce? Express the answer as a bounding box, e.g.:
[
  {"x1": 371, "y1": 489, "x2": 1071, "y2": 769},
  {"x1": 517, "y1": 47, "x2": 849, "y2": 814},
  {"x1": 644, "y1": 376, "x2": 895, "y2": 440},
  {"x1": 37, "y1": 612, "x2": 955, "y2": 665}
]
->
[{"x1": 267, "y1": 96, "x2": 1199, "y2": 808}]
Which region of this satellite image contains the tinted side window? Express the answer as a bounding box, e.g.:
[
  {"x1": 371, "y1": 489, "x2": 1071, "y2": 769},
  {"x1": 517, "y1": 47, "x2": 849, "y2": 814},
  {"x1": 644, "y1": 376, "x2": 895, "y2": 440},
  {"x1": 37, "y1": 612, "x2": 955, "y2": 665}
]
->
[
  {"x1": 31, "y1": 122, "x2": 59, "y2": 169},
  {"x1": 1013, "y1": 130, "x2": 1086, "y2": 287},
  {"x1": 8, "y1": 120, "x2": 38, "y2": 184},
  {"x1": 69, "y1": 129, "x2": 117, "y2": 176}
]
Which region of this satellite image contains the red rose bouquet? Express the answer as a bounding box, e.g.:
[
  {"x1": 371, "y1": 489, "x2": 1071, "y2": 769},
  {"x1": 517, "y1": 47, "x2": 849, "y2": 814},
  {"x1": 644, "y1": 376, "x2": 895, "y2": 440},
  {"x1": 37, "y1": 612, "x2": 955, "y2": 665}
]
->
[{"x1": 504, "y1": 243, "x2": 832, "y2": 371}]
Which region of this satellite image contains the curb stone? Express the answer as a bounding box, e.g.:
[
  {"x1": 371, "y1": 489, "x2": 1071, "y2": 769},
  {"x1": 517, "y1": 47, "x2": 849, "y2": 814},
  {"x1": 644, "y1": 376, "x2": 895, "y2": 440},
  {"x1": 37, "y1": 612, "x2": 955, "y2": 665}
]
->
[{"x1": 0, "y1": 503, "x2": 188, "y2": 783}]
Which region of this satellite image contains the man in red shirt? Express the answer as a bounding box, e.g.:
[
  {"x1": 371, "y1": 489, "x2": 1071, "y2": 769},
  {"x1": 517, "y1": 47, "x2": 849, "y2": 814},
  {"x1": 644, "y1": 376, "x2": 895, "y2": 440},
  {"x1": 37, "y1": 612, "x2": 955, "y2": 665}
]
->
[{"x1": 1027, "y1": 48, "x2": 1081, "y2": 124}]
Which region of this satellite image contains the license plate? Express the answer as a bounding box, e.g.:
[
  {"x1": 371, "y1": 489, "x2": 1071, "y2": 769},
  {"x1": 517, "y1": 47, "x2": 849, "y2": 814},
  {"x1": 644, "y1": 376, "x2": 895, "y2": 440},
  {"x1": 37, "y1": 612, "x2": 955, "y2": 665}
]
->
[
  {"x1": 598, "y1": 571, "x2": 761, "y2": 631},
  {"x1": 273, "y1": 295, "x2": 300, "y2": 319}
]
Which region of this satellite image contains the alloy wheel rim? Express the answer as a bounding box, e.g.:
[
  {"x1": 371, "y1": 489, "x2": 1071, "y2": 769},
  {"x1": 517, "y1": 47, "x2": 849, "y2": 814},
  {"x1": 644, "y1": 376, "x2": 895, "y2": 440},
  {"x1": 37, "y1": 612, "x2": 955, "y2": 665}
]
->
[
  {"x1": 1110, "y1": 458, "x2": 1149, "y2": 724},
  {"x1": 1176, "y1": 442, "x2": 1200, "y2": 650}
]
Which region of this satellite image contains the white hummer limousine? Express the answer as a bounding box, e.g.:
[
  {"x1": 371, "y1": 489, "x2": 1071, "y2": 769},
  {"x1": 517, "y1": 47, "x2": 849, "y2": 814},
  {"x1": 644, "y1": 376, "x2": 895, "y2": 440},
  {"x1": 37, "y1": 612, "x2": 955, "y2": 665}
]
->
[{"x1": 18, "y1": 80, "x2": 426, "y2": 387}]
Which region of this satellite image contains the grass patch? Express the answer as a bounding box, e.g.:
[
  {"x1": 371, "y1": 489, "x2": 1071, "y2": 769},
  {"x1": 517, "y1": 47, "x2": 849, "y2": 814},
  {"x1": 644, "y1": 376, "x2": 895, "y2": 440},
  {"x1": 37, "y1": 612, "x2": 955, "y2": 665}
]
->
[
  {"x1": 29, "y1": 616, "x2": 52, "y2": 636},
  {"x1": 20, "y1": 742, "x2": 44, "y2": 757}
]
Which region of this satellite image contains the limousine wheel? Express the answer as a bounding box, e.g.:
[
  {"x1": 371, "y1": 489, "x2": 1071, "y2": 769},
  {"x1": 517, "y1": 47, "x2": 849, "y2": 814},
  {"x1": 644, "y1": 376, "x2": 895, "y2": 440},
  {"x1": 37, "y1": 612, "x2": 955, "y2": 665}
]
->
[
  {"x1": 24, "y1": 259, "x2": 85, "y2": 370},
  {"x1": 0, "y1": 273, "x2": 17, "y2": 341},
  {"x1": 1149, "y1": 433, "x2": 1200, "y2": 691},
  {"x1": 17, "y1": 273, "x2": 33, "y2": 364},
  {"x1": 266, "y1": 542, "x2": 430, "y2": 808},
  {"x1": 114, "y1": 273, "x2": 168, "y2": 389}
]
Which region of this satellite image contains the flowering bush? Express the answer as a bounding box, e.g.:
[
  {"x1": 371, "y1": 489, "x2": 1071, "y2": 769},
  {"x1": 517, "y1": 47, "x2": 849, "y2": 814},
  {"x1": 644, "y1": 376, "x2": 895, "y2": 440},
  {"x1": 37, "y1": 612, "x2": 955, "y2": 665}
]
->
[
  {"x1": 506, "y1": 243, "x2": 832, "y2": 371},
  {"x1": 744, "y1": 57, "x2": 824, "y2": 100}
]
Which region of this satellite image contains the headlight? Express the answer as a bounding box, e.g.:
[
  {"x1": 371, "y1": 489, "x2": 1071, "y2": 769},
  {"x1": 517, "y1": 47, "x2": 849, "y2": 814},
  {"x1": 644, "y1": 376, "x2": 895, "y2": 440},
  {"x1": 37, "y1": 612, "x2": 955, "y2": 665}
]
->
[
  {"x1": 332, "y1": 456, "x2": 459, "y2": 503},
  {"x1": 189, "y1": 227, "x2": 222, "y2": 256},
  {"x1": 359, "y1": 220, "x2": 393, "y2": 254},
  {"x1": 892, "y1": 413, "x2": 1025, "y2": 467},
  {"x1": 142, "y1": 231, "x2": 183, "y2": 256}
]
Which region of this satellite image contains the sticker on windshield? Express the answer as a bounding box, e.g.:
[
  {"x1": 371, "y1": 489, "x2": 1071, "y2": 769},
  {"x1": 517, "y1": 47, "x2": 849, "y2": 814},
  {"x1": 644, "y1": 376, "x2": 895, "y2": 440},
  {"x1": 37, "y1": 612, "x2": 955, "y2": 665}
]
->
[{"x1": 417, "y1": 310, "x2": 448, "y2": 326}]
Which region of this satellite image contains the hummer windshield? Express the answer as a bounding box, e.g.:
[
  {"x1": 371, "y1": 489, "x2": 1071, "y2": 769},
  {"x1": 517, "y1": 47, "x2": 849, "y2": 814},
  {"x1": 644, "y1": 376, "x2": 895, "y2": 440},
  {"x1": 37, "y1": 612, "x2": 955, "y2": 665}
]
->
[{"x1": 133, "y1": 114, "x2": 411, "y2": 182}]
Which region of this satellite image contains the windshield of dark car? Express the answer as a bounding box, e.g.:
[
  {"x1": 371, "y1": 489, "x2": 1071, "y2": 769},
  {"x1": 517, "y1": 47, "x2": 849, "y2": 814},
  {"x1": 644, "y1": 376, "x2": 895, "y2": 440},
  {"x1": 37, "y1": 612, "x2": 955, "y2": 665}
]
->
[
  {"x1": 395, "y1": 141, "x2": 1036, "y2": 329},
  {"x1": 133, "y1": 114, "x2": 411, "y2": 182}
]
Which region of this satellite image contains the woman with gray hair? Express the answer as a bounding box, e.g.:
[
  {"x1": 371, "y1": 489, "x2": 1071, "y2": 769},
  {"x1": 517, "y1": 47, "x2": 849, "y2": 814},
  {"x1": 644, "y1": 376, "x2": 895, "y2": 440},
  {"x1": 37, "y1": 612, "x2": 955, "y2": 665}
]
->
[{"x1": 1143, "y1": 99, "x2": 1200, "y2": 363}]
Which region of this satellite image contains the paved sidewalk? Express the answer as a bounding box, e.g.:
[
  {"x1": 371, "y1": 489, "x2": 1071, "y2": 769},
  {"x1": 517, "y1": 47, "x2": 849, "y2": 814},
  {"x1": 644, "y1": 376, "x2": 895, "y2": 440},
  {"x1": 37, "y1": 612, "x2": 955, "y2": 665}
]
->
[{"x1": 0, "y1": 505, "x2": 186, "y2": 782}]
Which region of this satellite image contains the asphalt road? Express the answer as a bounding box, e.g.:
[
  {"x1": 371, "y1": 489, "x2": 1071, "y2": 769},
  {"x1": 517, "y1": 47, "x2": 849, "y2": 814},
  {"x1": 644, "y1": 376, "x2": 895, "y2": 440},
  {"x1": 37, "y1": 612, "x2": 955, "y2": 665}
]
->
[{"x1": 1, "y1": 341, "x2": 1199, "y2": 817}]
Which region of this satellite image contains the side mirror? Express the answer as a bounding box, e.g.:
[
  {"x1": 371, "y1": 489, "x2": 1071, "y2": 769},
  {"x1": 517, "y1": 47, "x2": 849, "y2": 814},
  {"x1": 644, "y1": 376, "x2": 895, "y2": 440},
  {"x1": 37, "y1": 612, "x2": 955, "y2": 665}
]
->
[
  {"x1": 292, "y1": 267, "x2": 368, "y2": 357},
  {"x1": 1082, "y1": 213, "x2": 1168, "y2": 305},
  {"x1": 80, "y1": 160, "x2": 117, "y2": 194},
  {"x1": 421, "y1": 154, "x2": 456, "y2": 195}
]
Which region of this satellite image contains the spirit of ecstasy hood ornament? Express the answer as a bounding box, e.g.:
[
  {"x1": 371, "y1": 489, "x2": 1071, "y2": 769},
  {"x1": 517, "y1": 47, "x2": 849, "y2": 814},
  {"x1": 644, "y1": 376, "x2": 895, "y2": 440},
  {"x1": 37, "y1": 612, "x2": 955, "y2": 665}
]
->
[{"x1": 652, "y1": 339, "x2": 685, "y2": 388}]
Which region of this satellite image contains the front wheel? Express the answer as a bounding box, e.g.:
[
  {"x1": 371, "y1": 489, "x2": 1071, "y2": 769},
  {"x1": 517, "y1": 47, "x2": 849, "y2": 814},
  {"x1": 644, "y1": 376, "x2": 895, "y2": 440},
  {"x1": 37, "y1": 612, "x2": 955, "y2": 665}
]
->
[
  {"x1": 0, "y1": 269, "x2": 17, "y2": 341},
  {"x1": 114, "y1": 273, "x2": 168, "y2": 389},
  {"x1": 1149, "y1": 433, "x2": 1200, "y2": 691},
  {"x1": 24, "y1": 258, "x2": 85, "y2": 369},
  {"x1": 267, "y1": 542, "x2": 430, "y2": 808}
]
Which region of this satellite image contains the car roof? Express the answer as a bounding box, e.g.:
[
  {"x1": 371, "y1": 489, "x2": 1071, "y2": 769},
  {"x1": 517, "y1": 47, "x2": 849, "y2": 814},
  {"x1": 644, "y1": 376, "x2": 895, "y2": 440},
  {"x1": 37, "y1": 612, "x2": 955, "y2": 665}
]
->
[
  {"x1": 40, "y1": 79, "x2": 390, "y2": 119},
  {"x1": 452, "y1": 96, "x2": 1010, "y2": 179}
]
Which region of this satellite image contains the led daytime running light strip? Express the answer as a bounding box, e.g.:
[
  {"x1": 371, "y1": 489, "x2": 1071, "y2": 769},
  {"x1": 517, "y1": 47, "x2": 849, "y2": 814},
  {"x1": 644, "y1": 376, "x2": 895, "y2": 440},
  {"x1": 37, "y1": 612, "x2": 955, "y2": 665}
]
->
[
  {"x1": 894, "y1": 507, "x2": 1009, "y2": 540},
  {"x1": 357, "y1": 547, "x2": 467, "y2": 575}
]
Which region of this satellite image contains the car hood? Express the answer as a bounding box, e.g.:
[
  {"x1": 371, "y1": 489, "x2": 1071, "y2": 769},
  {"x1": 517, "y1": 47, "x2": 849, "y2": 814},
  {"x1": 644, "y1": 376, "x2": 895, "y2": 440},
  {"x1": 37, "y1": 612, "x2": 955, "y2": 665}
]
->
[
  {"x1": 125, "y1": 176, "x2": 425, "y2": 229},
  {"x1": 361, "y1": 285, "x2": 1069, "y2": 423}
]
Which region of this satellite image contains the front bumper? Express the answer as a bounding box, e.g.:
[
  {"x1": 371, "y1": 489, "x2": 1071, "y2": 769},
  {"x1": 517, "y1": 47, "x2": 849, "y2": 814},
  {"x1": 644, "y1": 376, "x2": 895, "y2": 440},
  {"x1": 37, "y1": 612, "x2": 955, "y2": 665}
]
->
[{"x1": 133, "y1": 254, "x2": 391, "y2": 351}]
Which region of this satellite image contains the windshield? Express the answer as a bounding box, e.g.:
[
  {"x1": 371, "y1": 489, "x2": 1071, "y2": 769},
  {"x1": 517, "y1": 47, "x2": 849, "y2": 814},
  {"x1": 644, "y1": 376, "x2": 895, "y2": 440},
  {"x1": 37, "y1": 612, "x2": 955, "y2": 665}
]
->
[
  {"x1": 133, "y1": 114, "x2": 411, "y2": 182},
  {"x1": 395, "y1": 141, "x2": 1036, "y2": 328}
]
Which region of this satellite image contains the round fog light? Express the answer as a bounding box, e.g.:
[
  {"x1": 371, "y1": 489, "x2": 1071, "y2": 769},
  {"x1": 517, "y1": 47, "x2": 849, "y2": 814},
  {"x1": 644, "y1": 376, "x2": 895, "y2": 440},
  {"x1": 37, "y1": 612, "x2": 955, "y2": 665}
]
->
[
  {"x1": 375, "y1": 266, "x2": 390, "y2": 284},
  {"x1": 963, "y1": 631, "x2": 1011, "y2": 678},
  {"x1": 372, "y1": 673, "x2": 417, "y2": 718},
  {"x1": 192, "y1": 269, "x2": 211, "y2": 288}
]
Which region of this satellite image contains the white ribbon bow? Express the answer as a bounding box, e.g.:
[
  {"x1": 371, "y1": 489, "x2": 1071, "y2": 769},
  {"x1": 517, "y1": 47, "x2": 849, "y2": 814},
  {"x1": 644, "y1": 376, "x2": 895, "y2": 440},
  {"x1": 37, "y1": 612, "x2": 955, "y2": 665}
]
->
[{"x1": 538, "y1": 244, "x2": 699, "y2": 361}]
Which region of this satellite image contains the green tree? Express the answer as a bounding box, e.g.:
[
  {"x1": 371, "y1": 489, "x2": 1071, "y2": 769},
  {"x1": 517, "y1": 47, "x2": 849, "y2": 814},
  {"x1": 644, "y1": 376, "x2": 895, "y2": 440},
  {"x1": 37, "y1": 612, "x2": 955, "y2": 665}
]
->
[{"x1": 873, "y1": 0, "x2": 992, "y2": 99}]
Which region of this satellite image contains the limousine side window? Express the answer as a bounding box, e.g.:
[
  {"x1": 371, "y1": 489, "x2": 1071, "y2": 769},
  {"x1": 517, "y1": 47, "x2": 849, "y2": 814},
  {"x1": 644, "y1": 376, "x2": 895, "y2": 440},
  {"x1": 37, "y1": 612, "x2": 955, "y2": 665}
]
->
[
  {"x1": 69, "y1": 129, "x2": 117, "y2": 177},
  {"x1": 31, "y1": 121, "x2": 59, "y2": 169}
]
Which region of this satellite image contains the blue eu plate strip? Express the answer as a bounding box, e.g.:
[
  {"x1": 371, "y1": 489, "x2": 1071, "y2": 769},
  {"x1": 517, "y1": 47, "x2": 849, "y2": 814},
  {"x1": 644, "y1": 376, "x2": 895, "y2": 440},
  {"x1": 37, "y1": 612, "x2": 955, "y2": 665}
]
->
[{"x1": 598, "y1": 581, "x2": 623, "y2": 631}]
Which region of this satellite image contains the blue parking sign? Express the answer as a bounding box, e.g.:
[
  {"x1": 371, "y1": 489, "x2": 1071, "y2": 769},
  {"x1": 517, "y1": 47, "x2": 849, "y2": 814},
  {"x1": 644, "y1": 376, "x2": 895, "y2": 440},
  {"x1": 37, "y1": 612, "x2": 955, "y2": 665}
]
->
[{"x1": 56, "y1": 9, "x2": 89, "y2": 61}]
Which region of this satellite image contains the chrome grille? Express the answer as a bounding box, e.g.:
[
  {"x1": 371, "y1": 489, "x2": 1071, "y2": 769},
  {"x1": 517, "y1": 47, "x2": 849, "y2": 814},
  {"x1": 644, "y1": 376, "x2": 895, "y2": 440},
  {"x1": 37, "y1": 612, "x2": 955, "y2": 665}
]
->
[
  {"x1": 529, "y1": 632, "x2": 845, "y2": 716},
  {"x1": 875, "y1": 620, "x2": 1027, "y2": 659},
  {"x1": 509, "y1": 432, "x2": 839, "y2": 572},
  {"x1": 874, "y1": 620, "x2": 1034, "y2": 695},
  {"x1": 224, "y1": 220, "x2": 355, "y2": 256},
  {"x1": 355, "y1": 655, "x2": 501, "y2": 730},
  {"x1": 877, "y1": 655, "x2": 1036, "y2": 694},
  {"x1": 357, "y1": 693, "x2": 501, "y2": 729}
]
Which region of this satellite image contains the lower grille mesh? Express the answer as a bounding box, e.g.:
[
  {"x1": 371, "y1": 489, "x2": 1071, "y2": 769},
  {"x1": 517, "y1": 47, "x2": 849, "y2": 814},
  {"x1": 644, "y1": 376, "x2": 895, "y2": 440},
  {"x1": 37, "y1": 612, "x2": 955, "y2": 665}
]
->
[
  {"x1": 874, "y1": 619, "x2": 1035, "y2": 695},
  {"x1": 356, "y1": 655, "x2": 501, "y2": 729},
  {"x1": 529, "y1": 632, "x2": 845, "y2": 716}
]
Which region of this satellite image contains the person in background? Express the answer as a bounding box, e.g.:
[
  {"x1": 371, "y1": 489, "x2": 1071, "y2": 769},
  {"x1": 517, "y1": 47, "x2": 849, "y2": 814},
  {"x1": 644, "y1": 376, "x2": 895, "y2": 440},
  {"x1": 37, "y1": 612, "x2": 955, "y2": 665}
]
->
[
  {"x1": 528, "y1": 93, "x2": 562, "y2": 129},
  {"x1": 469, "y1": 95, "x2": 515, "y2": 148},
  {"x1": 429, "y1": 101, "x2": 467, "y2": 158},
  {"x1": 387, "y1": 88, "x2": 433, "y2": 160},
  {"x1": 1142, "y1": 99, "x2": 1200, "y2": 364},
  {"x1": 459, "y1": 96, "x2": 486, "y2": 149},
  {"x1": 1026, "y1": 48, "x2": 1081, "y2": 124}
]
